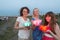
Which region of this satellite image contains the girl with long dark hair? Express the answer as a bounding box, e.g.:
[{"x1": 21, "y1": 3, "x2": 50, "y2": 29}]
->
[{"x1": 42, "y1": 12, "x2": 60, "y2": 40}]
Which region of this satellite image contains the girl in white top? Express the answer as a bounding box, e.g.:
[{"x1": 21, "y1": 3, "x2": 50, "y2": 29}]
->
[{"x1": 14, "y1": 7, "x2": 30, "y2": 40}]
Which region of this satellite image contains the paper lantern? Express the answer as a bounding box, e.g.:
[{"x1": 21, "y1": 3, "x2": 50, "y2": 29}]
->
[
  {"x1": 23, "y1": 22, "x2": 31, "y2": 27},
  {"x1": 39, "y1": 25, "x2": 48, "y2": 32},
  {"x1": 32, "y1": 19, "x2": 42, "y2": 26}
]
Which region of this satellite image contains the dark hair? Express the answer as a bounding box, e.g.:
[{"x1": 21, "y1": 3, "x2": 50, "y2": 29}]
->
[
  {"x1": 44, "y1": 11, "x2": 56, "y2": 34},
  {"x1": 20, "y1": 7, "x2": 30, "y2": 16}
]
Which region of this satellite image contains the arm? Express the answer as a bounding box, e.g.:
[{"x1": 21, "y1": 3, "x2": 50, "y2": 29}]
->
[
  {"x1": 48, "y1": 30, "x2": 59, "y2": 40},
  {"x1": 14, "y1": 17, "x2": 28, "y2": 30},
  {"x1": 47, "y1": 23, "x2": 60, "y2": 40},
  {"x1": 31, "y1": 21, "x2": 37, "y2": 30},
  {"x1": 14, "y1": 21, "x2": 19, "y2": 30},
  {"x1": 14, "y1": 21, "x2": 28, "y2": 30},
  {"x1": 31, "y1": 25, "x2": 36, "y2": 30},
  {"x1": 54, "y1": 23, "x2": 60, "y2": 40}
]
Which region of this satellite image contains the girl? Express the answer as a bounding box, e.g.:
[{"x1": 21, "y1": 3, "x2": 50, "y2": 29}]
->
[
  {"x1": 42, "y1": 12, "x2": 60, "y2": 40},
  {"x1": 31, "y1": 8, "x2": 43, "y2": 40},
  {"x1": 14, "y1": 7, "x2": 30, "y2": 40}
]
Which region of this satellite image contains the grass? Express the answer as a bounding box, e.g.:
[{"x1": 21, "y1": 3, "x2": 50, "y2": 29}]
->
[
  {"x1": 1, "y1": 27, "x2": 16, "y2": 40},
  {"x1": 0, "y1": 15, "x2": 60, "y2": 40},
  {"x1": 0, "y1": 20, "x2": 6, "y2": 26},
  {"x1": 0, "y1": 17, "x2": 17, "y2": 40}
]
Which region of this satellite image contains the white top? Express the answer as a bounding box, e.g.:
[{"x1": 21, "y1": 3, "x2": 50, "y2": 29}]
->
[{"x1": 16, "y1": 17, "x2": 30, "y2": 39}]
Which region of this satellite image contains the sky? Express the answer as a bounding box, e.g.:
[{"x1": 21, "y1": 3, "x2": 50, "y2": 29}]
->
[{"x1": 0, "y1": 0, "x2": 60, "y2": 16}]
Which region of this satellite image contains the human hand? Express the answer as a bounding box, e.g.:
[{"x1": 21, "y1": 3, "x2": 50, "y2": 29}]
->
[
  {"x1": 46, "y1": 30, "x2": 51, "y2": 32},
  {"x1": 23, "y1": 27, "x2": 29, "y2": 30}
]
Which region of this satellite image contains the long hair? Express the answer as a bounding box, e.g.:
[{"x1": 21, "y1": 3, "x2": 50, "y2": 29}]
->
[{"x1": 44, "y1": 11, "x2": 56, "y2": 34}]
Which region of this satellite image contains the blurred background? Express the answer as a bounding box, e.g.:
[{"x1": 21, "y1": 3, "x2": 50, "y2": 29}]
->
[{"x1": 0, "y1": 0, "x2": 60, "y2": 40}]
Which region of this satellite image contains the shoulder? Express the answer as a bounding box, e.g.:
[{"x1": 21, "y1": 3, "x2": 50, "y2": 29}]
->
[
  {"x1": 55, "y1": 23, "x2": 60, "y2": 33},
  {"x1": 55, "y1": 23, "x2": 59, "y2": 28},
  {"x1": 17, "y1": 16, "x2": 22, "y2": 19},
  {"x1": 16, "y1": 16, "x2": 22, "y2": 22}
]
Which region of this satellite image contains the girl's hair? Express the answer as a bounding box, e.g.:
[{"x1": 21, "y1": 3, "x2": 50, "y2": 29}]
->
[
  {"x1": 32, "y1": 8, "x2": 39, "y2": 17},
  {"x1": 44, "y1": 11, "x2": 56, "y2": 34},
  {"x1": 33, "y1": 8, "x2": 39, "y2": 14},
  {"x1": 20, "y1": 7, "x2": 30, "y2": 16}
]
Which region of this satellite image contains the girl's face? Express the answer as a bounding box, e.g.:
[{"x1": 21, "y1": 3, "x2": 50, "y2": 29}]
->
[
  {"x1": 33, "y1": 9, "x2": 39, "y2": 16},
  {"x1": 45, "y1": 15, "x2": 51, "y2": 23},
  {"x1": 22, "y1": 9, "x2": 28, "y2": 17}
]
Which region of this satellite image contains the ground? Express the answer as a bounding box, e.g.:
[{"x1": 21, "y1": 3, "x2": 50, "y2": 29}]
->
[{"x1": 0, "y1": 16, "x2": 60, "y2": 40}]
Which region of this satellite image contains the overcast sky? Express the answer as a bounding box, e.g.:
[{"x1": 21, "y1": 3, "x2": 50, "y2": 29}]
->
[{"x1": 0, "y1": 0, "x2": 60, "y2": 16}]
